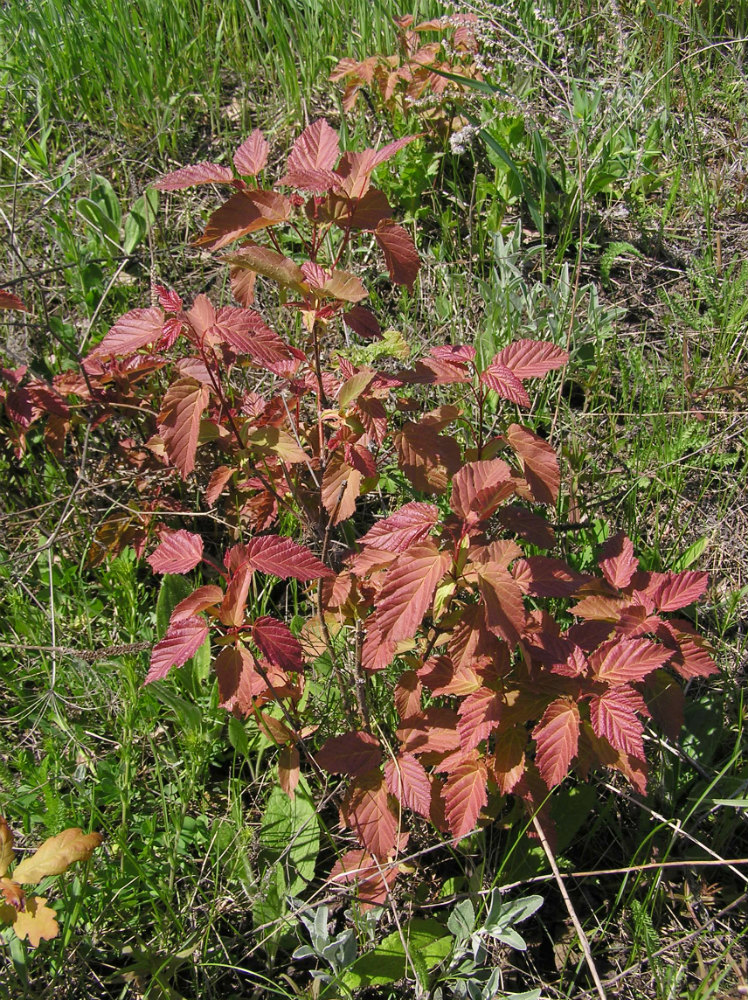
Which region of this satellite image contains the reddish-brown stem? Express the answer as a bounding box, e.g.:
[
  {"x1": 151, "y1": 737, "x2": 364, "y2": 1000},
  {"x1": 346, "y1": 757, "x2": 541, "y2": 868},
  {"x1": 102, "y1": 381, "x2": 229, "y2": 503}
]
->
[
  {"x1": 316, "y1": 482, "x2": 360, "y2": 727},
  {"x1": 199, "y1": 343, "x2": 245, "y2": 451},
  {"x1": 475, "y1": 381, "x2": 485, "y2": 459},
  {"x1": 199, "y1": 343, "x2": 297, "y2": 523},
  {"x1": 311, "y1": 318, "x2": 328, "y2": 473}
]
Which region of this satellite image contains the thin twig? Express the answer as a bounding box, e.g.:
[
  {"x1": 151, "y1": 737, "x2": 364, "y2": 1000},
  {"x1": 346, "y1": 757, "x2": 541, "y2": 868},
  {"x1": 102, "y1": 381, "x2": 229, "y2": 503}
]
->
[
  {"x1": 0, "y1": 641, "x2": 152, "y2": 662},
  {"x1": 532, "y1": 814, "x2": 608, "y2": 1000}
]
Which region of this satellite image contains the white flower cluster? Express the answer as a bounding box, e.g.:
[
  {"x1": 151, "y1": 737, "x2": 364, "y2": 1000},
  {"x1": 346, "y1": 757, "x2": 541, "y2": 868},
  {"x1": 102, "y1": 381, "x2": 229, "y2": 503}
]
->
[{"x1": 449, "y1": 122, "x2": 479, "y2": 155}]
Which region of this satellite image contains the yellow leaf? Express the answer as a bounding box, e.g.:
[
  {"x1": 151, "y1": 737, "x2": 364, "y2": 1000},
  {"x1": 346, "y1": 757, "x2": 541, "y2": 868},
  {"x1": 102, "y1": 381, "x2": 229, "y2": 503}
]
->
[
  {"x1": 339, "y1": 369, "x2": 375, "y2": 410},
  {"x1": 0, "y1": 817, "x2": 14, "y2": 877},
  {"x1": 244, "y1": 426, "x2": 309, "y2": 464},
  {"x1": 12, "y1": 896, "x2": 59, "y2": 948},
  {"x1": 12, "y1": 827, "x2": 103, "y2": 885}
]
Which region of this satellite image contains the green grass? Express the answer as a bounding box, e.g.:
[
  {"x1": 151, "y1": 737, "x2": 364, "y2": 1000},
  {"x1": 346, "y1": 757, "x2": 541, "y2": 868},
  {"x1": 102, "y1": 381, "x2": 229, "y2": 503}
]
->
[
  {"x1": 0, "y1": 0, "x2": 441, "y2": 154},
  {"x1": 2, "y1": 0, "x2": 748, "y2": 996}
]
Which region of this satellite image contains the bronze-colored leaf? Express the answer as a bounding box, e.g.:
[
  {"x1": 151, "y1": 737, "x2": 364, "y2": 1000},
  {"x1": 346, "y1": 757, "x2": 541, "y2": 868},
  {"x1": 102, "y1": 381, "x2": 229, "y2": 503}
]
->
[
  {"x1": 12, "y1": 828, "x2": 103, "y2": 885},
  {"x1": 0, "y1": 817, "x2": 15, "y2": 878}
]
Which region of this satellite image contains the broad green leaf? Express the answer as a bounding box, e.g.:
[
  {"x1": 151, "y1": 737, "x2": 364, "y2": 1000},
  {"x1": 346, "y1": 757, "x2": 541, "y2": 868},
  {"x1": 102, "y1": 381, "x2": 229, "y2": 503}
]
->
[
  {"x1": 123, "y1": 189, "x2": 159, "y2": 255},
  {"x1": 227, "y1": 716, "x2": 249, "y2": 757},
  {"x1": 340, "y1": 918, "x2": 452, "y2": 989},
  {"x1": 76, "y1": 196, "x2": 121, "y2": 246},
  {"x1": 91, "y1": 173, "x2": 122, "y2": 226},
  {"x1": 251, "y1": 863, "x2": 287, "y2": 961},
  {"x1": 672, "y1": 535, "x2": 709, "y2": 572},
  {"x1": 259, "y1": 779, "x2": 320, "y2": 895},
  {"x1": 447, "y1": 898, "x2": 475, "y2": 942},
  {"x1": 148, "y1": 681, "x2": 203, "y2": 730}
]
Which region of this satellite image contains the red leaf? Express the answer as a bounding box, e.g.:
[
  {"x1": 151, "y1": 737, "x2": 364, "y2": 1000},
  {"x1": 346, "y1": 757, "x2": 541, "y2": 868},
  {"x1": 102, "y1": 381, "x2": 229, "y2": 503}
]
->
[
  {"x1": 651, "y1": 571, "x2": 708, "y2": 612},
  {"x1": 205, "y1": 465, "x2": 234, "y2": 506},
  {"x1": 512, "y1": 556, "x2": 586, "y2": 598},
  {"x1": 233, "y1": 130, "x2": 269, "y2": 176},
  {"x1": 394, "y1": 670, "x2": 422, "y2": 720},
  {"x1": 335, "y1": 136, "x2": 421, "y2": 200},
  {"x1": 87, "y1": 307, "x2": 164, "y2": 359},
  {"x1": 146, "y1": 617, "x2": 208, "y2": 683},
  {"x1": 361, "y1": 613, "x2": 397, "y2": 672},
  {"x1": 279, "y1": 118, "x2": 340, "y2": 192},
  {"x1": 480, "y1": 363, "x2": 530, "y2": 407},
  {"x1": 245, "y1": 535, "x2": 332, "y2": 580},
  {"x1": 370, "y1": 134, "x2": 420, "y2": 169},
  {"x1": 375, "y1": 220, "x2": 420, "y2": 290},
  {"x1": 324, "y1": 187, "x2": 393, "y2": 230},
  {"x1": 147, "y1": 530, "x2": 204, "y2": 575},
  {"x1": 395, "y1": 420, "x2": 461, "y2": 494},
  {"x1": 197, "y1": 190, "x2": 292, "y2": 250},
  {"x1": 384, "y1": 753, "x2": 431, "y2": 816},
  {"x1": 342, "y1": 305, "x2": 382, "y2": 340},
  {"x1": 589, "y1": 686, "x2": 645, "y2": 759},
  {"x1": 322, "y1": 453, "x2": 362, "y2": 525},
  {"x1": 157, "y1": 377, "x2": 209, "y2": 479},
  {"x1": 493, "y1": 340, "x2": 569, "y2": 379},
  {"x1": 429, "y1": 345, "x2": 476, "y2": 363},
  {"x1": 5, "y1": 386, "x2": 34, "y2": 428},
  {"x1": 214, "y1": 644, "x2": 264, "y2": 713},
  {"x1": 505, "y1": 423, "x2": 560, "y2": 504},
  {"x1": 329, "y1": 849, "x2": 401, "y2": 908},
  {"x1": 442, "y1": 754, "x2": 488, "y2": 839},
  {"x1": 590, "y1": 637, "x2": 671, "y2": 684},
  {"x1": 171, "y1": 584, "x2": 223, "y2": 621},
  {"x1": 497, "y1": 506, "x2": 555, "y2": 548},
  {"x1": 570, "y1": 594, "x2": 629, "y2": 621},
  {"x1": 457, "y1": 688, "x2": 504, "y2": 750},
  {"x1": 476, "y1": 564, "x2": 526, "y2": 645},
  {"x1": 154, "y1": 285, "x2": 182, "y2": 312},
  {"x1": 598, "y1": 533, "x2": 638, "y2": 589},
  {"x1": 220, "y1": 560, "x2": 254, "y2": 627},
  {"x1": 154, "y1": 162, "x2": 235, "y2": 191},
  {"x1": 217, "y1": 310, "x2": 295, "y2": 368},
  {"x1": 450, "y1": 459, "x2": 514, "y2": 521},
  {"x1": 420, "y1": 653, "x2": 481, "y2": 697},
  {"x1": 0, "y1": 290, "x2": 28, "y2": 312},
  {"x1": 346, "y1": 442, "x2": 377, "y2": 478},
  {"x1": 532, "y1": 698, "x2": 580, "y2": 789},
  {"x1": 317, "y1": 731, "x2": 382, "y2": 777},
  {"x1": 251, "y1": 616, "x2": 303, "y2": 672},
  {"x1": 358, "y1": 501, "x2": 439, "y2": 553},
  {"x1": 397, "y1": 707, "x2": 461, "y2": 756},
  {"x1": 341, "y1": 770, "x2": 398, "y2": 858},
  {"x1": 401, "y1": 356, "x2": 471, "y2": 386},
  {"x1": 654, "y1": 620, "x2": 719, "y2": 679},
  {"x1": 376, "y1": 543, "x2": 450, "y2": 642}
]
